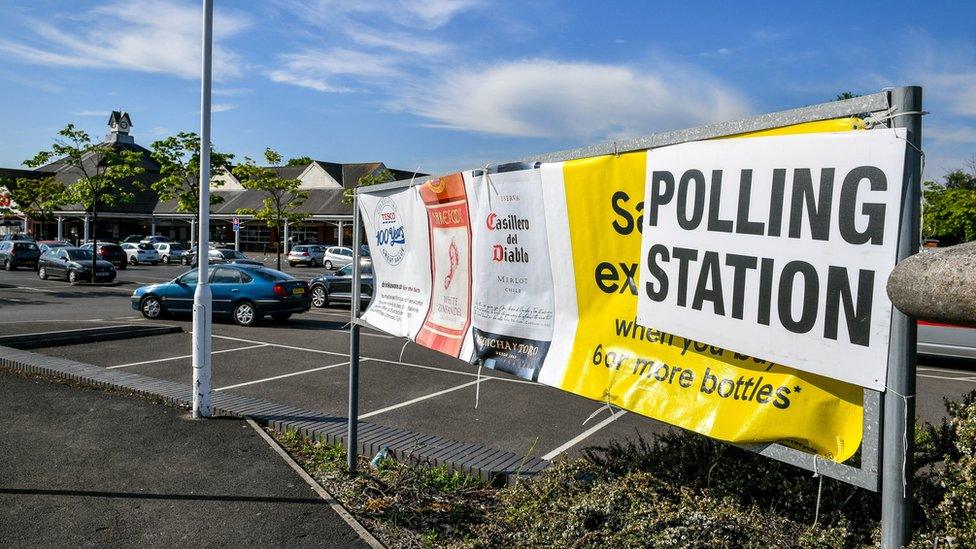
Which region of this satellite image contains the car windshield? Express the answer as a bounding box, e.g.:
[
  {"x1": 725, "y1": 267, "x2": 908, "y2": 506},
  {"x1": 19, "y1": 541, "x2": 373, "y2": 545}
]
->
[
  {"x1": 253, "y1": 267, "x2": 295, "y2": 281},
  {"x1": 14, "y1": 242, "x2": 38, "y2": 251},
  {"x1": 170, "y1": 245, "x2": 184, "y2": 251},
  {"x1": 220, "y1": 250, "x2": 246, "y2": 259},
  {"x1": 66, "y1": 249, "x2": 93, "y2": 260},
  {"x1": 138, "y1": 243, "x2": 154, "y2": 250}
]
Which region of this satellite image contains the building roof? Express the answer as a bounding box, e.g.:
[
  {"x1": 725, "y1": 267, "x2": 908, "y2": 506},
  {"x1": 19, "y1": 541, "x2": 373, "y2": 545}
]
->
[{"x1": 152, "y1": 187, "x2": 352, "y2": 218}]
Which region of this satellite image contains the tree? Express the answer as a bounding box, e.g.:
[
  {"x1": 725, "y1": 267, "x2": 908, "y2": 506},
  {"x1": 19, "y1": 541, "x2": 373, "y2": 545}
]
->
[
  {"x1": 234, "y1": 148, "x2": 309, "y2": 270},
  {"x1": 923, "y1": 159, "x2": 976, "y2": 244},
  {"x1": 6, "y1": 176, "x2": 65, "y2": 239},
  {"x1": 24, "y1": 124, "x2": 145, "y2": 281},
  {"x1": 150, "y1": 132, "x2": 234, "y2": 242},
  {"x1": 286, "y1": 155, "x2": 313, "y2": 166},
  {"x1": 342, "y1": 168, "x2": 395, "y2": 204}
]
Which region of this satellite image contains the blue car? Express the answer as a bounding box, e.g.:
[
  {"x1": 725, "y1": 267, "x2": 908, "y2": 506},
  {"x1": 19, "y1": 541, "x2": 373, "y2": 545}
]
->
[{"x1": 131, "y1": 264, "x2": 310, "y2": 326}]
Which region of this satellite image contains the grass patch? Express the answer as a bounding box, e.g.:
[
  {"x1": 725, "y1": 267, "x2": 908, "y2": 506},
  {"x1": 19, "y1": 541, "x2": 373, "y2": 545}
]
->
[{"x1": 272, "y1": 390, "x2": 976, "y2": 548}]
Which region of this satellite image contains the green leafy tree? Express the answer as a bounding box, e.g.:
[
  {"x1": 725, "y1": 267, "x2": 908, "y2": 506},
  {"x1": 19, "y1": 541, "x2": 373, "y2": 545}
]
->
[
  {"x1": 234, "y1": 148, "x2": 309, "y2": 270},
  {"x1": 6, "y1": 176, "x2": 65, "y2": 239},
  {"x1": 923, "y1": 159, "x2": 976, "y2": 244},
  {"x1": 24, "y1": 124, "x2": 145, "y2": 281},
  {"x1": 150, "y1": 132, "x2": 234, "y2": 241},
  {"x1": 343, "y1": 169, "x2": 395, "y2": 204},
  {"x1": 286, "y1": 155, "x2": 313, "y2": 166}
]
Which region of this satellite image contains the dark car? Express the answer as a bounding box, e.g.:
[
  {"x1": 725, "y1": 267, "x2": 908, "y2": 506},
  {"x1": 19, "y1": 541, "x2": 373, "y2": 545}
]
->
[
  {"x1": 37, "y1": 240, "x2": 71, "y2": 254},
  {"x1": 1, "y1": 233, "x2": 34, "y2": 242},
  {"x1": 0, "y1": 240, "x2": 41, "y2": 270},
  {"x1": 131, "y1": 264, "x2": 310, "y2": 326},
  {"x1": 37, "y1": 247, "x2": 117, "y2": 283},
  {"x1": 308, "y1": 263, "x2": 373, "y2": 308},
  {"x1": 79, "y1": 241, "x2": 127, "y2": 269}
]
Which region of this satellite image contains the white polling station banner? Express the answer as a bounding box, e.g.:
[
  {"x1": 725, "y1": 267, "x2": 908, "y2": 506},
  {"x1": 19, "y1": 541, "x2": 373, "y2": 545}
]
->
[{"x1": 635, "y1": 130, "x2": 908, "y2": 390}]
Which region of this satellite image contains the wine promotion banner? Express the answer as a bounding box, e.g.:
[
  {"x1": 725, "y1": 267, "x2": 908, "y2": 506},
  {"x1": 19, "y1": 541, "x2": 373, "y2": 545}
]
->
[{"x1": 359, "y1": 120, "x2": 869, "y2": 462}]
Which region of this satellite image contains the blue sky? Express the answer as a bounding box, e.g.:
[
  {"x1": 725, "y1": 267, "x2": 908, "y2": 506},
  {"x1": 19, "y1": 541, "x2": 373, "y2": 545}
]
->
[{"x1": 0, "y1": 0, "x2": 973, "y2": 180}]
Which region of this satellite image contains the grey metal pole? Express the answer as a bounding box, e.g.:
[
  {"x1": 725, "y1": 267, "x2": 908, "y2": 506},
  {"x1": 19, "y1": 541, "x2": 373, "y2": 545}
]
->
[
  {"x1": 347, "y1": 195, "x2": 362, "y2": 473},
  {"x1": 880, "y1": 85, "x2": 922, "y2": 549},
  {"x1": 191, "y1": 0, "x2": 214, "y2": 419}
]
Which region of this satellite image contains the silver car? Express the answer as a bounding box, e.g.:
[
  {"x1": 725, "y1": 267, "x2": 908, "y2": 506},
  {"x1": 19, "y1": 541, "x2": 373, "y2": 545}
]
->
[
  {"x1": 121, "y1": 242, "x2": 160, "y2": 265},
  {"x1": 153, "y1": 242, "x2": 188, "y2": 264},
  {"x1": 321, "y1": 246, "x2": 354, "y2": 270},
  {"x1": 287, "y1": 244, "x2": 326, "y2": 267},
  {"x1": 918, "y1": 321, "x2": 976, "y2": 360}
]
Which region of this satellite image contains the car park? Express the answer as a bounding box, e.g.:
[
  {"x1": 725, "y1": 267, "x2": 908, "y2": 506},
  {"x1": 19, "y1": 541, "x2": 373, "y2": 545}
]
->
[
  {"x1": 153, "y1": 242, "x2": 188, "y2": 264},
  {"x1": 79, "y1": 241, "x2": 128, "y2": 269},
  {"x1": 321, "y1": 246, "x2": 356, "y2": 270},
  {"x1": 36, "y1": 240, "x2": 71, "y2": 254},
  {"x1": 120, "y1": 242, "x2": 160, "y2": 265},
  {"x1": 0, "y1": 240, "x2": 41, "y2": 270},
  {"x1": 131, "y1": 264, "x2": 310, "y2": 326},
  {"x1": 37, "y1": 247, "x2": 117, "y2": 283},
  {"x1": 287, "y1": 244, "x2": 325, "y2": 267},
  {"x1": 308, "y1": 263, "x2": 373, "y2": 308}
]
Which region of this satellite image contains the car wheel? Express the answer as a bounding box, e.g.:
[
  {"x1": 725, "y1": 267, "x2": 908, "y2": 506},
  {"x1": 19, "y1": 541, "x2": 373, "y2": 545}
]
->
[
  {"x1": 289, "y1": 261, "x2": 297, "y2": 267},
  {"x1": 162, "y1": 255, "x2": 170, "y2": 264},
  {"x1": 233, "y1": 301, "x2": 258, "y2": 327},
  {"x1": 311, "y1": 258, "x2": 319, "y2": 267},
  {"x1": 324, "y1": 260, "x2": 333, "y2": 270},
  {"x1": 129, "y1": 257, "x2": 138, "y2": 265},
  {"x1": 68, "y1": 270, "x2": 78, "y2": 284},
  {"x1": 271, "y1": 313, "x2": 292, "y2": 322},
  {"x1": 311, "y1": 285, "x2": 328, "y2": 308},
  {"x1": 38, "y1": 266, "x2": 48, "y2": 280},
  {"x1": 4, "y1": 258, "x2": 12, "y2": 271},
  {"x1": 140, "y1": 295, "x2": 163, "y2": 319},
  {"x1": 181, "y1": 257, "x2": 188, "y2": 265}
]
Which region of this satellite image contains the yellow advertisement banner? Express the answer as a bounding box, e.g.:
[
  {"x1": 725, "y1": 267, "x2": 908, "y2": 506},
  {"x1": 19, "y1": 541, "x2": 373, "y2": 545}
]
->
[{"x1": 556, "y1": 120, "x2": 864, "y2": 461}]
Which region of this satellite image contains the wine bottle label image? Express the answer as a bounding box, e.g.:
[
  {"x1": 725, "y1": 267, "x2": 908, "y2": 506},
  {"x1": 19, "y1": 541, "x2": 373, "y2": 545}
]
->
[
  {"x1": 415, "y1": 173, "x2": 473, "y2": 358},
  {"x1": 469, "y1": 163, "x2": 555, "y2": 382}
]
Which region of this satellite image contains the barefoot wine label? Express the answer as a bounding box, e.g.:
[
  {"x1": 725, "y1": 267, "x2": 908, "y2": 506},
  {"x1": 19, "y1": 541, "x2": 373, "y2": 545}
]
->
[{"x1": 415, "y1": 173, "x2": 473, "y2": 358}]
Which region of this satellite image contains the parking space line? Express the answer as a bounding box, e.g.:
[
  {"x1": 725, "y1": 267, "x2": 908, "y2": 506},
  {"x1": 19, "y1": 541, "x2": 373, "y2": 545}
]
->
[
  {"x1": 211, "y1": 334, "x2": 348, "y2": 358},
  {"x1": 358, "y1": 378, "x2": 489, "y2": 419},
  {"x1": 540, "y1": 411, "x2": 628, "y2": 461},
  {"x1": 106, "y1": 343, "x2": 270, "y2": 369},
  {"x1": 15, "y1": 286, "x2": 57, "y2": 293},
  {"x1": 214, "y1": 360, "x2": 351, "y2": 391}
]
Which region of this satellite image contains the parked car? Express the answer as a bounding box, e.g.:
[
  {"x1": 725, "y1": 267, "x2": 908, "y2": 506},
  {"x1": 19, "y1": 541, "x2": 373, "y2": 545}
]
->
[
  {"x1": 153, "y1": 242, "x2": 188, "y2": 264},
  {"x1": 37, "y1": 247, "x2": 116, "y2": 283},
  {"x1": 121, "y1": 234, "x2": 146, "y2": 244},
  {"x1": 189, "y1": 248, "x2": 263, "y2": 267},
  {"x1": 0, "y1": 240, "x2": 41, "y2": 270},
  {"x1": 79, "y1": 241, "x2": 127, "y2": 269},
  {"x1": 308, "y1": 263, "x2": 373, "y2": 308},
  {"x1": 1, "y1": 233, "x2": 34, "y2": 242},
  {"x1": 321, "y1": 246, "x2": 356, "y2": 270},
  {"x1": 37, "y1": 240, "x2": 71, "y2": 254},
  {"x1": 918, "y1": 321, "x2": 976, "y2": 360},
  {"x1": 131, "y1": 264, "x2": 310, "y2": 326},
  {"x1": 287, "y1": 244, "x2": 326, "y2": 267},
  {"x1": 120, "y1": 242, "x2": 160, "y2": 265},
  {"x1": 140, "y1": 235, "x2": 176, "y2": 245}
]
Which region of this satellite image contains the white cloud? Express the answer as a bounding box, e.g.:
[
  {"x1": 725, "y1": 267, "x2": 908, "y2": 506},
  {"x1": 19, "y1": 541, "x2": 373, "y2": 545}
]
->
[
  {"x1": 268, "y1": 49, "x2": 402, "y2": 92},
  {"x1": 212, "y1": 103, "x2": 236, "y2": 113},
  {"x1": 283, "y1": 0, "x2": 482, "y2": 30},
  {"x1": 400, "y1": 58, "x2": 751, "y2": 139},
  {"x1": 72, "y1": 110, "x2": 109, "y2": 117},
  {"x1": 0, "y1": 0, "x2": 250, "y2": 80},
  {"x1": 927, "y1": 125, "x2": 976, "y2": 143}
]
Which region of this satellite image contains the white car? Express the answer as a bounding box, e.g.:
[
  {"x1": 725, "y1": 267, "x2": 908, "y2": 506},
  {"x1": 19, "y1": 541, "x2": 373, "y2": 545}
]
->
[
  {"x1": 321, "y1": 246, "x2": 355, "y2": 270},
  {"x1": 120, "y1": 242, "x2": 160, "y2": 265},
  {"x1": 153, "y1": 242, "x2": 188, "y2": 264},
  {"x1": 288, "y1": 244, "x2": 326, "y2": 267}
]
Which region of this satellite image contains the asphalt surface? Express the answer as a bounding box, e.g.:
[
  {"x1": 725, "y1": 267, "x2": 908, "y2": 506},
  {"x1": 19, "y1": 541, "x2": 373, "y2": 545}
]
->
[
  {"x1": 0, "y1": 256, "x2": 974, "y2": 467},
  {"x1": 0, "y1": 368, "x2": 368, "y2": 548}
]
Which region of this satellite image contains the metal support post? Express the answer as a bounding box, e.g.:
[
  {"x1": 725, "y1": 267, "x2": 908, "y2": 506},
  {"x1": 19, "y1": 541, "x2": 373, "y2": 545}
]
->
[
  {"x1": 191, "y1": 0, "x2": 214, "y2": 419},
  {"x1": 56, "y1": 217, "x2": 63, "y2": 241},
  {"x1": 190, "y1": 219, "x2": 197, "y2": 250},
  {"x1": 150, "y1": 218, "x2": 156, "y2": 236},
  {"x1": 347, "y1": 198, "x2": 363, "y2": 473},
  {"x1": 283, "y1": 220, "x2": 290, "y2": 255},
  {"x1": 338, "y1": 221, "x2": 344, "y2": 246},
  {"x1": 83, "y1": 215, "x2": 90, "y2": 242},
  {"x1": 880, "y1": 85, "x2": 922, "y2": 549},
  {"x1": 234, "y1": 222, "x2": 240, "y2": 251}
]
